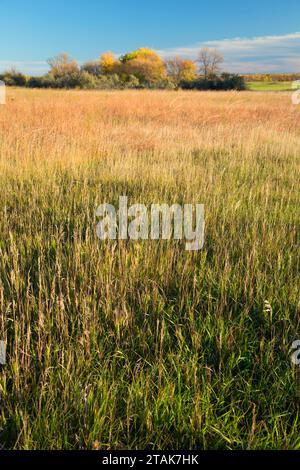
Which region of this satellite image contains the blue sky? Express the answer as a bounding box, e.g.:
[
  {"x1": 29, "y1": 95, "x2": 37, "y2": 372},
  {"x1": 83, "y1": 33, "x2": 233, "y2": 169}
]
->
[{"x1": 1, "y1": 0, "x2": 300, "y2": 74}]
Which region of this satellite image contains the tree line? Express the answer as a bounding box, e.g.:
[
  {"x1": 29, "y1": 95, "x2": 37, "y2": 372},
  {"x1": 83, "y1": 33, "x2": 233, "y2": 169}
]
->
[
  {"x1": 244, "y1": 73, "x2": 300, "y2": 82},
  {"x1": 0, "y1": 47, "x2": 246, "y2": 90}
]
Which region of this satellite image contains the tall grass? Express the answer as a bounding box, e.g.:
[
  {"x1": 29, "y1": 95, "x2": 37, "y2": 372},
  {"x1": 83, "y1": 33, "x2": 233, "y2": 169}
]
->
[{"x1": 0, "y1": 88, "x2": 299, "y2": 449}]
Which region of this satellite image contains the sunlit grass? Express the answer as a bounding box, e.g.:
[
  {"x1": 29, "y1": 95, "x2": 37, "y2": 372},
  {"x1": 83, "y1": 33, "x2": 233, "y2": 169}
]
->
[
  {"x1": 247, "y1": 81, "x2": 294, "y2": 91},
  {"x1": 0, "y1": 88, "x2": 299, "y2": 449}
]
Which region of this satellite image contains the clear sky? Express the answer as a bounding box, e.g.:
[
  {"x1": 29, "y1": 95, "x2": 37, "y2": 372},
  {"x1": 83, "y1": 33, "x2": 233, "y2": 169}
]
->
[{"x1": 1, "y1": 0, "x2": 300, "y2": 74}]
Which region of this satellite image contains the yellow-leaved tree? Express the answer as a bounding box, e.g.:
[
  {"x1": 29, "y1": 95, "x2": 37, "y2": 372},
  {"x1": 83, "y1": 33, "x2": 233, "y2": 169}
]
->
[
  {"x1": 100, "y1": 52, "x2": 118, "y2": 74},
  {"x1": 119, "y1": 48, "x2": 167, "y2": 85}
]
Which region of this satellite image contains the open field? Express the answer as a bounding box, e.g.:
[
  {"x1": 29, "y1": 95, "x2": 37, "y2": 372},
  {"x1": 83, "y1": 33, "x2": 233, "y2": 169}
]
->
[
  {"x1": 247, "y1": 81, "x2": 294, "y2": 92},
  {"x1": 0, "y1": 88, "x2": 299, "y2": 449}
]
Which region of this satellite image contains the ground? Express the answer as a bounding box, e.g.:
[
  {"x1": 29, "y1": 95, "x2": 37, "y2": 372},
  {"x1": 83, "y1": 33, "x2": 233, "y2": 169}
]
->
[{"x1": 0, "y1": 88, "x2": 299, "y2": 449}]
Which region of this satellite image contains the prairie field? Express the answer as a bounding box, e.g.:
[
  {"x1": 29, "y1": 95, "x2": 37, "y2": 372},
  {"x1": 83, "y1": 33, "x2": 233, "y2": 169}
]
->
[{"x1": 0, "y1": 88, "x2": 299, "y2": 449}]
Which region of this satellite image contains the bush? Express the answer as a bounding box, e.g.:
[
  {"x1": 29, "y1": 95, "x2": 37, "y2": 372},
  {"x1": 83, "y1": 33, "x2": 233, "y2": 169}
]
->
[
  {"x1": 220, "y1": 73, "x2": 246, "y2": 90},
  {"x1": 28, "y1": 75, "x2": 57, "y2": 88},
  {"x1": 58, "y1": 72, "x2": 98, "y2": 89},
  {"x1": 92, "y1": 74, "x2": 119, "y2": 90},
  {"x1": 81, "y1": 61, "x2": 102, "y2": 77},
  {"x1": 2, "y1": 57, "x2": 245, "y2": 91},
  {"x1": 0, "y1": 70, "x2": 27, "y2": 87},
  {"x1": 76, "y1": 72, "x2": 98, "y2": 89},
  {"x1": 124, "y1": 75, "x2": 141, "y2": 89},
  {"x1": 180, "y1": 73, "x2": 246, "y2": 91},
  {"x1": 28, "y1": 72, "x2": 99, "y2": 90},
  {"x1": 149, "y1": 78, "x2": 176, "y2": 90},
  {"x1": 95, "y1": 74, "x2": 130, "y2": 90}
]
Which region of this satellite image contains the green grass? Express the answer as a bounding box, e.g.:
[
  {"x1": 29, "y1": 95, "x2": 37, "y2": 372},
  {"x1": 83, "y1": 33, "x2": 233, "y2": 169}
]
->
[
  {"x1": 0, "y1": 89, "x2": 299, "y2": 450},
  {"x1": 247, "y1": 81, "x2": 294, "y2": 91}
]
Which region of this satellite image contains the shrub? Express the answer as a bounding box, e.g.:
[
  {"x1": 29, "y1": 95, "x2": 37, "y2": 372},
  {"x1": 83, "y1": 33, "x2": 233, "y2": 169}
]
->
[
  {"x1": 124, "y1": 75, "x2": 141, "y2": 89},
  {"x1": 81, "y1": 61, "x2": 102, "y2": 77},
  {"x1": 95, "y1": 74, "x2": 125, "y2": 90},
  {"x1": 220, "y1": 73, "x2": 246, "y2": 90},
  {"x1": 60, "y1": 71, "x2": 98, "y2": 89},
  {"x1": 0, "y1": 70, "x2": 27, "y2": 87},
  {"x1": 29, "y1": 72, "x2": 98, "y2": 90},
  {"x1": 28, "y1": 75, "x2": 57, "y2": 88},
  {"x1": 180, "y1": 73, "x2": 246, "y2": 91}
]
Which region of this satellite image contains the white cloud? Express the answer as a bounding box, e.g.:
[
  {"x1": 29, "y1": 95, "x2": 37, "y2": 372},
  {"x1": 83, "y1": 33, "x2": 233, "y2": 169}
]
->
[
  {"x1": 158, "y1": 32, "x2": 300, "y2": 73},
  {"x1": 2, "y1": 32, "x2": 300, "y2": 75}
]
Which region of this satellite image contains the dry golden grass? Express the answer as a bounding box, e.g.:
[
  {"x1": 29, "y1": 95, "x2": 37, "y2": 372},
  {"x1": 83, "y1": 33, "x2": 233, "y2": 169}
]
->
[
  {"x1": 2, "y1": 88, "x2": 300, "y2": 168},
  {"x1": 0, "y1": 88, "x2": 299, "y2": 449}
]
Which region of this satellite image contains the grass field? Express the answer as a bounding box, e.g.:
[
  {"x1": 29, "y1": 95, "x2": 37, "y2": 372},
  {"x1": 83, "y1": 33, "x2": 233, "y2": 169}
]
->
[
  {"x1": 0, "y1": 88, "x2": 299, "y2": 450},
  {"x1": 247, "y1": 81, "x2": 294, "y2": 91}
]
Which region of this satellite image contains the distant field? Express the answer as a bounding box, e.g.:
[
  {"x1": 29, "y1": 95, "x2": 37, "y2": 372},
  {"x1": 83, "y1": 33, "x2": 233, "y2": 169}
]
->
[
  {"x1": 247, "y1": 81, "x2": 294, "y2": 91},
  {"x1": 0, "y1": 89, "x2": 299, "y2": 450}
]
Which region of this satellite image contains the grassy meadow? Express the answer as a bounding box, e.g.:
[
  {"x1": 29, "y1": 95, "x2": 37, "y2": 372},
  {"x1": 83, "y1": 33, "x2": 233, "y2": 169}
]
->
[
  {"x1": 0, "y1": 88, "x2": 299, "y2": 449},
  {"x1": 247, "y1": 81, "x2": 294, "y2": 92}
]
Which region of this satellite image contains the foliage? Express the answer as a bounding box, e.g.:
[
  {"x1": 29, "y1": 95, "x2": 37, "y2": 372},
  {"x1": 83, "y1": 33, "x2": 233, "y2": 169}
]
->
[
  {"x1": 244, "y1": 73, "x2": 300, "y2": 82},
  {"x1": 47, "y1": 53, "x2": 79, "y2": 78},
  {"x1": 165, "y1": 57, "x2": 197, "y2": 86},
  {"x1": 181, "y1": 73, "x2": 246, "y2": 90},
  {"x1": 27, "y1": 75, "x2": 57, "y2": 88},
  {"x1": 2, "y1": 49, "x2": 248, "y2": 91},
  {"x1": 0, "y1": 69, "x2": 28, "y2": 86},
  {"x1": 119, "y1": 48, "x2": 167, "y2": 85},
  {"x1": 81, "y1": 61, "x2": 102, "y2": 76},
  {"x1": 100, "y1": 52, "x2": 118, "y2": 74}
]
